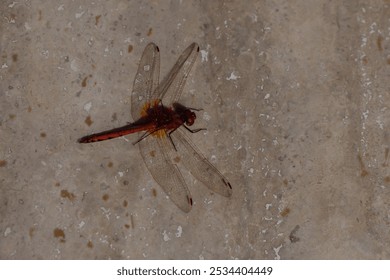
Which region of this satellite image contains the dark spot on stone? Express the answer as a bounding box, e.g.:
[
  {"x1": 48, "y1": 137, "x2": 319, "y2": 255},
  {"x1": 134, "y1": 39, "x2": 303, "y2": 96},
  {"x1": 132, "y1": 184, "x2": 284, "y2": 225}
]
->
[
  {"x1": 280, "y1": 207, "x2": 290, "y2": 217},
  {"x1": 53, "y1": 228, "x2": 65, "y2": 242},
  {"x1": 289, "y1": 225, "x2": 300, "y2": 243},
  {"x1": 95, "y1": 15, "x2": 101, "y2": 25},
  {"x1": 82, "y1": 76, "x2": 88, "y2": 87},
  {"x1": 85, "y1": 115, "x2": 93, "y2": 126},
  {"x1": 377, "y1": 35, "x2": 383, "y2": 51},
  {"x1": 29, "y1": 227, "x2": 35, "y2": 238},
  {"x1": 60, "y1": 190, "x2": 76, "y2": 201}
]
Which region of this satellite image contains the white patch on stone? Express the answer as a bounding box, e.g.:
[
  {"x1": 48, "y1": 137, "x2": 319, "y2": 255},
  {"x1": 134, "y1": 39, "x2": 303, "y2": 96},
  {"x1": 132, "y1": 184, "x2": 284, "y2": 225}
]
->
[
  {"x1": 75, "y1": 11, "x2": 85, "y2": 19},
  {"x1": 175, "y1": 226, "x2": 182, "y2": 238},
  {"x1": 70, "y1": 59, "x2": 79, "y2": 72},
  {"x1": 83, "y1": 101, "x2": 92, "y2": 112},
  {"x1": 200, "y1": 50, "x2": 208, "y2": 62},
  {"x1": 226, "y1": 72, "x2": 240, "y2": 80},
  {"x1": 273, "y1": 244, "x2": 282, "y2": 260},
  {"x1": 162, "y1": 230, "x2": 170, "y2": 241},
  {"x1": 4, "y1": 227, "x2": 11, "y2": 237},
  {"x1": 24, "y1": 22, "x2": 31, "y2": 31}
]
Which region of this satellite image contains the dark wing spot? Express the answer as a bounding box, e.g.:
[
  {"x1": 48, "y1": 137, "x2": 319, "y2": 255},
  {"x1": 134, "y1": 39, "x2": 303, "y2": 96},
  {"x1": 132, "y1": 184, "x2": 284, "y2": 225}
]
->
[{"x1": 187, "y1": 195, "x2": 193, "y2": 206}]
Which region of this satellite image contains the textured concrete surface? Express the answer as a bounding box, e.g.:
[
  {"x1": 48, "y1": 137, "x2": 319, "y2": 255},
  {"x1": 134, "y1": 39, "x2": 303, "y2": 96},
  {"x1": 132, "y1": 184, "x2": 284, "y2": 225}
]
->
[{"x1": 1, "y1": 0, "x2": 390, "y2": 259}]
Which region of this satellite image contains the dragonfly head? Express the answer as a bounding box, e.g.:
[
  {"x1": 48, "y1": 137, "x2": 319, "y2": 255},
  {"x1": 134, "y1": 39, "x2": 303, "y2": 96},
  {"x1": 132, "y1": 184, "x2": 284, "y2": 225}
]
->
[
  {"x1": 173, "y1": 103, "x2": 197, "y2": 126},
  {"x1": 185, "y1": 110, "x2": 196, "y2": 126}
]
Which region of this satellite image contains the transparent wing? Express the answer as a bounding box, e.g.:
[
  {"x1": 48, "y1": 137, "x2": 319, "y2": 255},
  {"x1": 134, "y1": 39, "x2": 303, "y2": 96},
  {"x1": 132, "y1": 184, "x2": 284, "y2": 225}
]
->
[
  {"x1": 156, "y1": 42, "x2": 199, "y2": 104},
  {"x1": 139, "y1": 134, "x2": 193, "y2": 212},
  {"x1": 131, "y1": 43, "x2": 160, "y2": 120},
  {"x1": 171, "y1": 128, "x2": 233, "y2": 197}
]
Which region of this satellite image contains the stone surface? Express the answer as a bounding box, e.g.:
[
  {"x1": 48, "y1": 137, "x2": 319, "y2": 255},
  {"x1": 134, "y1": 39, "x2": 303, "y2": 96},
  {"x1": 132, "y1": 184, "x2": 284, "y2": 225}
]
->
[{"x1": 1, "y1": 0, "x2": 390, "y2": 259}]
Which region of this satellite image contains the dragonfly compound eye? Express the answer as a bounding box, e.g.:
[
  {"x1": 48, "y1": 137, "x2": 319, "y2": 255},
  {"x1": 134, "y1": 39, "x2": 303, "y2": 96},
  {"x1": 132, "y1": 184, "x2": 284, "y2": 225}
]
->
[{"x1": 186, "y1": 111, "x2": 196, "y2": 126}]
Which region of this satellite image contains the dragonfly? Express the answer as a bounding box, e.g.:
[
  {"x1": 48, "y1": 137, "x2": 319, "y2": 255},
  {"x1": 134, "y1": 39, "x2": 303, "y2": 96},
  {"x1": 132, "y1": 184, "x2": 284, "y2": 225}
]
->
[{"x1": 78, "y1": 42, "x2": 232, "y2": 212}]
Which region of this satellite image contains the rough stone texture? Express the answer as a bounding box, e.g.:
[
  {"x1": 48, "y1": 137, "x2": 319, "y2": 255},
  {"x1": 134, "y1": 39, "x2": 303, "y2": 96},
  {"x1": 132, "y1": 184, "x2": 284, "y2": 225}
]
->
[{"x1": 1, "y1": 0, "x2": 390, "y2": 259}]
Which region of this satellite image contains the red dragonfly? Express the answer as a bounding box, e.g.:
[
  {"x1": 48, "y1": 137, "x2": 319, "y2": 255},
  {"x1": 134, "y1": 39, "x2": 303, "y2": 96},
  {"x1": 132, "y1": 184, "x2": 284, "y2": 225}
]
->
[{"x1": 78, "y1": 43, "x2": 232, "y2": 212}]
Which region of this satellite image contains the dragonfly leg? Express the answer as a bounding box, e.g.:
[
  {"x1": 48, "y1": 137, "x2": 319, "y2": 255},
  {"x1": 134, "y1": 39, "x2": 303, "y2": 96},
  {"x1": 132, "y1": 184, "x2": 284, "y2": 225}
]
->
[
  {"x1": 186, "y1": 107, "x2": 203, "y2": 111},
  {"x1": 133, "y1": 130, "x2": 155, "y2": 145},
  {"x1": 133, "y1": 131, "x2": 149, "y2": 145},
  {"x1": 183, "y1": 125, "x2": 206, "y2": 134},
  {"x1": 133, "y1": 127, "x2": 167, "y2": 145},
  {"x1": 172, "y1": 102, "x2": 203, "y2": 112},
  {"x1": 168, "y1": 129, "x2": 178, "y2": 151},
  {"x1": 167, "y1": 126, "x2": 206, "y2": 151}
]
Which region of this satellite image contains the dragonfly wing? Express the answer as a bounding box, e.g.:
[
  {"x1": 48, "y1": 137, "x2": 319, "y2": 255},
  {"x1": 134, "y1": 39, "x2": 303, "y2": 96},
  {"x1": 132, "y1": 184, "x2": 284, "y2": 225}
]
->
[
  {"x1": 131, "y1": 43, "x2": 160, "y2": 120},
  {"x1": 171, "y1": 128, "x2": 233, "y2": 197},
  {"x1": 139, "y1": 134, "x2": 193, "y2": 212},
  {"x1": 156, "y1": 43, "x2": 199, "y2": 104}
]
